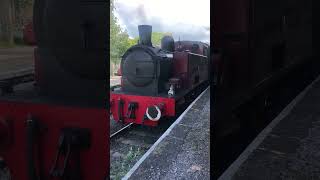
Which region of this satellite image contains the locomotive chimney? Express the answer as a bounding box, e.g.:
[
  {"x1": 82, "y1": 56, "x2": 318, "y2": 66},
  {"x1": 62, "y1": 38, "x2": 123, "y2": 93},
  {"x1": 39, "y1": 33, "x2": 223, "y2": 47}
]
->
[{"x1": 138, "y1": 25, "x2": 152, "y2": 46}]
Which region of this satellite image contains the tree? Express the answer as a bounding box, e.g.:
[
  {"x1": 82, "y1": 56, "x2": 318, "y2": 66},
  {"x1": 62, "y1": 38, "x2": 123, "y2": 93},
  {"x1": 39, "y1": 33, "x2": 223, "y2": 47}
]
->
[
  {"x1": 128, "y1": 38, "x2": 138, "y2": 47},
  {"x1": 110, "y1": 0, "x2": 172, "y2": 76},
  {"x1": 14, "y1": 0, "x2": 34, "y2": 35},
  {"x1": 151, "y1": 32, "x2": 172, "y2": 47},
  {"x1": 0, "y1": 0, "x2": 15, "y2": 45},
  {"x1": 110, "y1": 0, "x2": 134, "y2": 76},
  {"x1": 110, "y1": 0, "x2": 134, "y2": 61},
  {"x1": 131, "y1": 32, "x2": 172, "y2": 47},
  {"x1": 110, "y1": 0, "x2": 121, "y2": 59}
]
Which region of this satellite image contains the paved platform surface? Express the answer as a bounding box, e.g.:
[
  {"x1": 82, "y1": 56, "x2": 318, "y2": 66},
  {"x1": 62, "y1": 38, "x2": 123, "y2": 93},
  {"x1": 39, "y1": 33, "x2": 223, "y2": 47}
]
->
[
  {"x1": 124, "y1": 87, "x2": 210, "y2": 180},
  {"x1": 0, "y1": 46, "x2": 34, "y2": 75},
  {"x1": 219, "y1": 76, "x2": 320, "y2": 180}
]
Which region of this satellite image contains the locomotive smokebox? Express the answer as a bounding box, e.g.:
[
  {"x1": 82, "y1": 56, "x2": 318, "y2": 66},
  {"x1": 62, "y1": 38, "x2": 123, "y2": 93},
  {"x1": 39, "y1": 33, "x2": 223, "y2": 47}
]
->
[{"x1": 138, "y1": 25, "x2": 152, "y2": 46}]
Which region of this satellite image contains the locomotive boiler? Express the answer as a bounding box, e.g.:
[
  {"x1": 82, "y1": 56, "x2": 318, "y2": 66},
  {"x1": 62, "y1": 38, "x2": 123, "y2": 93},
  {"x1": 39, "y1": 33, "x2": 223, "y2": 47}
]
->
[{"x1": 110, "y1": 25, "x2": 209, "y2": 126}]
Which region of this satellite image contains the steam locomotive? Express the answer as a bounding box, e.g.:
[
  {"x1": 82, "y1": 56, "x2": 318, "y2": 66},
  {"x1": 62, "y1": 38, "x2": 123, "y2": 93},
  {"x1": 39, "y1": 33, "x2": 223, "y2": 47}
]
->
[
  {"x1": 110, "y1": 25, "x2": 210, "y2": 126},
  {"x1": 0, "y1": 0, "x2": 108, "y2": 179}
]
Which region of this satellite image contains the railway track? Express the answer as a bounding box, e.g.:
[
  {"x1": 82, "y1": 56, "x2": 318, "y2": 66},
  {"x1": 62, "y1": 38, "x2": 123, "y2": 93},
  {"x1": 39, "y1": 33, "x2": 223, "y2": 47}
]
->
[
  {"x1": 110, "y1": 118, "x2": 174, "y2": 180},
  {"x1": 108, "y1": 85, "x2": 159, "y2": 180},
  {"x1": 110, "y1": 122, "x2": 133, "y2": 138}
]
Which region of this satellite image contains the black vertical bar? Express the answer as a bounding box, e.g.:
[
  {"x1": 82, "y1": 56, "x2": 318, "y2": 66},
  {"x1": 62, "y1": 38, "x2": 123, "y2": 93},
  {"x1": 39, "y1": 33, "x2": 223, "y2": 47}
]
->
[
  {"x1": 118, "y1": 99, "x2": 124, "y2": 122},
  {"x1": 26, "y1": 116, "x2": 39, "y2": 180}
]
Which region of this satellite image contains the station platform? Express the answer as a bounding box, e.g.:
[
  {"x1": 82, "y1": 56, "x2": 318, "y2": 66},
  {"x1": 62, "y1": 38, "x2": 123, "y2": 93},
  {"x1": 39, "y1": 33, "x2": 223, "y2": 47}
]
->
[
  {"x1": 219, "y1": 75, "x2": 320, "y2": 180},
  {"x1": 123, "y1": 87, "x2": 210, "y2": 180},
  {"x1": 0, "y1": 46, "x2": 34, "y2": 75}
]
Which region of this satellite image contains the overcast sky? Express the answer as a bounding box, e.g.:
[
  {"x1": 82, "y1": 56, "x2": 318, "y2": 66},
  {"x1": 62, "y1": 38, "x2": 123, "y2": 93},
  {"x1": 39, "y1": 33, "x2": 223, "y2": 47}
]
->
[{"x1": 114, "y1": 0, "x2": 210, "y2": 43}]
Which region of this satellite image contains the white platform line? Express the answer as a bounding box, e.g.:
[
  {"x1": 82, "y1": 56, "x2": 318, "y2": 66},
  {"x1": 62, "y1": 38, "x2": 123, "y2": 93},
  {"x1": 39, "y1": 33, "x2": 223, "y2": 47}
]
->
[
  {"x1": 122, "y1": 87, "x2": 210, "y2": 180},
  {"x1": 218, "y1": 74, "x2": 320, "y2": 180}
]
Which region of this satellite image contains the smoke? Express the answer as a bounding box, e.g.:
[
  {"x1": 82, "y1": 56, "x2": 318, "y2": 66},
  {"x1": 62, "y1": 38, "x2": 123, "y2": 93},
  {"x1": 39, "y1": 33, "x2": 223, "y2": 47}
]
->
[
  {"x1": 136, "y1": 5, "x2": 147, "y2": 23},
  {"x1": 114, "y1": 1, "x2": 210, "y2": 42}
]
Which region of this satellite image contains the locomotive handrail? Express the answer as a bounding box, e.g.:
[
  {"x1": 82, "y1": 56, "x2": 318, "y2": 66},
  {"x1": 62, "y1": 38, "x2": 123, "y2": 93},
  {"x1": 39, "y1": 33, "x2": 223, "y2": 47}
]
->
[{"x1": 187, "y1": 52, "x2": 208, "y2": 58}]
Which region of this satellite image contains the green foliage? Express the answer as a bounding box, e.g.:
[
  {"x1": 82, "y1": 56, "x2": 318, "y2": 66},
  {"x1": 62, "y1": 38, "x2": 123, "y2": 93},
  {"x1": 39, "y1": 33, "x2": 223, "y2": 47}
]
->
[
  {"x1": 111, "y1": 146, "x2": 144, "y2": 180},
  {"x1": 0, "y1": 41, "x2": 15, "y2": 48},
  {"x1": 110, "y1": 0, "x2": 172, "y2": 64},
  {"x1": 110, "y1": 0, "x2": 130, "y2": 62},
  {"x1": 13, "y1": 0, "x2": 33, "y2": 38},
  {"x1": 128, "y1": 38, "x2": 138, "y2": 47},
  {"x1": 151, "y1": 32, "x2": 172, "y2": 47},
  {"x1": 15, "y1": 0, "x2": 33, "y2": 11},
  {"x1": 131, "y1": 32, "x2": 172, "y2": 47}
]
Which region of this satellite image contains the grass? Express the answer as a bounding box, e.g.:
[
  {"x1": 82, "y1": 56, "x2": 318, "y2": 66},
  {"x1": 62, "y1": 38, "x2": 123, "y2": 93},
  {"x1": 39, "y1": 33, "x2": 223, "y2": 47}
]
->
[
  {"x1": 111, "y1": 146, "x2": 144, "y2": 180},
  {"x1": 0, "y1": 41, "x2": 16, "y2": 48},
  {"x1": 0, "y1": 38, "x2": 30, "y2": 49}
]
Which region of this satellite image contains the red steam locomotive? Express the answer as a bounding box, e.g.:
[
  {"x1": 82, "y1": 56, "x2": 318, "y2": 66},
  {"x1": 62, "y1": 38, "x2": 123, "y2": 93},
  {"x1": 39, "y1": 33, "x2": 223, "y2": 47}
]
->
[
  {"x1": 0, "y1": 0, "x2": 108, "y2": 179},
  {"x1": 110, "y1": 25, "x2": 210, "y2": 126}
]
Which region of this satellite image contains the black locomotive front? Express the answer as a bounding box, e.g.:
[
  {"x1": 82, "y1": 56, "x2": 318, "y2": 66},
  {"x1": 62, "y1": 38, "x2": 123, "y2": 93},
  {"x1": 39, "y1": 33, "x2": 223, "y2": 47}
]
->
[{"x1": 121, "y1": 25, "x2": 173, "y2": 95}]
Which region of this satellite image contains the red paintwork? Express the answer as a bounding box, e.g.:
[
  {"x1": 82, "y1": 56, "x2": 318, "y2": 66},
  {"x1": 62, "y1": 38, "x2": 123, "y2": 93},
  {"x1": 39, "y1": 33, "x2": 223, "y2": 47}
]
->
[
  {"x1": 173, "y1": 51, "x2": 208, "y2": 89},
  {"x1": 23, "y1": 22, "x2": 36, "y2": 45},
  {"x1": 0, "y1": 101, "x2": 109, "y2": 179},
  {"x1": 172, "y1": 52, "x2": 189, "y2": 88},
  {"x1": 174, "y1": 41, "x2": 209, "y2": 55},
  {"x1": 110, "y1": 93, "x2": 175, "y2": 126},
  {"x1": 117, "y1": 68, "x2": 122, "y2": 76}
]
